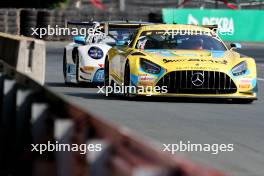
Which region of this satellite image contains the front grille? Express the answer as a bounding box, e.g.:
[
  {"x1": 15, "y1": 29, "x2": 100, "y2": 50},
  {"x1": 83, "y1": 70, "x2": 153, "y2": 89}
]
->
[{"x1": 156, "y1": 70, "x2": 237, "y2": 94}]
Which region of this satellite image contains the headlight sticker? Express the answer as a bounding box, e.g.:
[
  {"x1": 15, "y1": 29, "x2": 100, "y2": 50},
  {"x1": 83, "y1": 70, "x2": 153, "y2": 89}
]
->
[
  {"x1": 239, "y1": 78, "x2": 253, "y2": 89},
  {"x1": 138, "y1": 74, "x2": 156, "y2": 82},
  {"x1": 140, "y1": 58, "x2": 161, "y2": 74},
  {"x1": 138, "y1": 74, "x2": 157, "y2": 86},
  {"x1": 239, "y1": 78, "x2": 252, "y2": 83},
  {"x1": 231, "y1": 61, "x2": 248, "y2": 76}
]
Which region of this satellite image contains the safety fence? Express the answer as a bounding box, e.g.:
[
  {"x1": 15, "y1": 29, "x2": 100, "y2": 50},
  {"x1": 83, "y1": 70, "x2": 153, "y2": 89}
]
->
[{"x1": 0, "y1": 60, "x2": 226, "y2": 176}]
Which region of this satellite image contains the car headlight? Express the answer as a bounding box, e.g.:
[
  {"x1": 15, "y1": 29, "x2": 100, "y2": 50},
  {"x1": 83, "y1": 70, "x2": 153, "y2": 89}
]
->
[
  {"x1": 232, "y1": 61, "x2": 247, "y2": 76},
  {"x1": 88, "y1": 47, "x2": 104, "y2": 59},
  {"x1": 140, "y1": 58, "x2": 161, "y2": 74}
]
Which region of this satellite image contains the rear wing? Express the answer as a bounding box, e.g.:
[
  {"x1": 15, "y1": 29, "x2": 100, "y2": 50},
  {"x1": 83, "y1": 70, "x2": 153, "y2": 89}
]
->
[
  {"x1": 103, "y1": 21, "x2": 153, "y2": 35},
  {"x1": 66, "y1": 21, "x2": 152, "y2": 43},
  {"x1": 66, "y1": 21, "x2": 152, "y2": 33}
]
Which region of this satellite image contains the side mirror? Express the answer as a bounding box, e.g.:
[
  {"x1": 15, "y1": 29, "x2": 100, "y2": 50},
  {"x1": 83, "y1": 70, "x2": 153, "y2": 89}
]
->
[
  {"x1": 230, "y1": 43, "x2": 242, "y2": 50},
  {"x1": 73, "y1": 36, "x2": 85, "y2": 45}
]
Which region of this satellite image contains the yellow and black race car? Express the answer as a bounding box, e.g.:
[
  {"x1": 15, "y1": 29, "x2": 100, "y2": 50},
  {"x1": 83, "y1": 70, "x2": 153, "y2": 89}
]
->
[{"x1": 105, "y1": 24, "x2": 257, "y2": 103}]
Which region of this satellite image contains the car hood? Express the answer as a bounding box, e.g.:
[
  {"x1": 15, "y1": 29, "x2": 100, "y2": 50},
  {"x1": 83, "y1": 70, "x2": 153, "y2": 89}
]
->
[{"x1": 140, "y1": 49, "x2": 243, "y2": 72}]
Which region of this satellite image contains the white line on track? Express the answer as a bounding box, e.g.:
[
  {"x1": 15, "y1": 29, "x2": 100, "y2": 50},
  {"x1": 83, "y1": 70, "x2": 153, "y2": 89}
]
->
[{"x1": 257, "y1": 78, "x2": 264, "y2": 81}]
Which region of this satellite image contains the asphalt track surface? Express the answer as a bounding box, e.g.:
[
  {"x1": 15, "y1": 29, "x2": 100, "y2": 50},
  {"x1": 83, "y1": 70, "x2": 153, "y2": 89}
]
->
[{"x1": 46, "y1": 42, "x2": 264, "y2": 176}]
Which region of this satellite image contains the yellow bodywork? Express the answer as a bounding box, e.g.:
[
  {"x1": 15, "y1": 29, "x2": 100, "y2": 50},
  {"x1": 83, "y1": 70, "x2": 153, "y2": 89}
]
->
[{"x1": 107, "y1": 24, "x2": 257, "y2": 99}]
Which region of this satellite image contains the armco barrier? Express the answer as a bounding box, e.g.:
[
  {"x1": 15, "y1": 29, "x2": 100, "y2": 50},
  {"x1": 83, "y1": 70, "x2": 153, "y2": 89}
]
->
[
  {"x1": 0, "y1": 60, "x2": 226, "y2": 176},
  {"x1": 0, "y1": 32, "x2": 45, "y2": 85}
]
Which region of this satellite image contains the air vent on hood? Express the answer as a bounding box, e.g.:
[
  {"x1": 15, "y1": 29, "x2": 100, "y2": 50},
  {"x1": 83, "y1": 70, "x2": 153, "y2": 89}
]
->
[{"x1": 131, "y1": 52, "x2": 145, "y2": 56}]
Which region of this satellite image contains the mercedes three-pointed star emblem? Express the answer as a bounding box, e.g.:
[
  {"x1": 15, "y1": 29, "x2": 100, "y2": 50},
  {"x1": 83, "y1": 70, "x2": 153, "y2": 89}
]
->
[{"x1": 191, "y1": 72, "x2": 204, "y2": 86}]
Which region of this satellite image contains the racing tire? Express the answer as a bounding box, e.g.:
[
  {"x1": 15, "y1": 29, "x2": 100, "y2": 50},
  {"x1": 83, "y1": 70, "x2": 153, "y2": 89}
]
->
[
  {"x1": 75, "y1": 51, "x2": 80, "y2": 84},
  {"x1": 63, "y1": 49, "x2": 66, "y2": 78},
  {"x1": 104, "y1": 58, "x2": 114, "y2": 97},
  {"x1": 36, "y1": 10, "x2": 54, "y2": 40},
  {"x1": 124, "y1": 61, "x2": 131, "y2": 97},
  {"x1": 20, "y1": 9, "x2": 37, "y2": 37},
  {"x1": 104, "y1": 58, "x2": 110, "y2": 87},
  {"x1": 63, "y1": 49, "x2": 70, "y2": 85}
]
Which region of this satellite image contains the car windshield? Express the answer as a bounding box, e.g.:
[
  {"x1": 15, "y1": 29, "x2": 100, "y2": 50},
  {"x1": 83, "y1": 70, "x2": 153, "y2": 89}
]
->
[
  {"x1": 108, "y1": 28, "x2": 136, "y2": 45},
  {"x1": 136, "y1": 30, "x2": 227, "y2": 51}
]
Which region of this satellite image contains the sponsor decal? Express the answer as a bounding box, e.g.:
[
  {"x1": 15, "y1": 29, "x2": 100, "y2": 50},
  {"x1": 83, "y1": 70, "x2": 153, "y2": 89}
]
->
[
  {"x1": 81, "y1": 66, "x2": 95, "y2": 71},
  {"x1": 239, "y1": 78, "x2": 252, "y2": 84},
  {"x1": 188, "y1": 14, "x2": 234, "y2": 36},
  {"x1": 139, "y1": 82, "x2": 154, "y2": 86},
  {"x1": 93, "y1": 70, "x2": 104, "y2": 82},
  {"x1": 239, "y1": 84, "x2": 250, "y2": 89},
  {"x1": 138, "y1": 75, "x2": 156, "y2": 82},
  {"x1": 163, "y1": 58, "x2": 227, "y2": 65},
  {"x1": 67, "y1": 64, "x2": 76, "y2": 74},
  {"x1": 174, "y1": 66, "x2": 220, "y2": 70},
  {"x1": 138, "y1": 74, "x2": 156, "y2": 86},
  {"x1": 239, "y1": 78, "x2": 252, "y2": 89},
  {"x1": 146, "y1": 50, "x2": 179, "y2": 57}
]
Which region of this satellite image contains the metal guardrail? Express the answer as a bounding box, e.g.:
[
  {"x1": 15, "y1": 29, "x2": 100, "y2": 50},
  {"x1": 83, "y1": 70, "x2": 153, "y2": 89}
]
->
[{"x1": 0, "y1": 60, "x2": 226, "y2": 176}]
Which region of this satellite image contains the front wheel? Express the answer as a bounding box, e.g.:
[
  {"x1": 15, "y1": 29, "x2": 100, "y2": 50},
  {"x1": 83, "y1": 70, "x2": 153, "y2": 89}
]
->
[
  {"x1": 63, "y1": 49, "x2": 67, "y2": 81},
  {"x1": 104, "y1": 58, "x2": 110, "y2": 87},
  {"x1": 75, "y1": 52, "x2": 80, "y2": 84},
  {"x1": 104, "y1": 58, "x2": 114, "y2": 97},
  {"x1": 124, "y1": 62, "x2": 131, "y2": 97}
]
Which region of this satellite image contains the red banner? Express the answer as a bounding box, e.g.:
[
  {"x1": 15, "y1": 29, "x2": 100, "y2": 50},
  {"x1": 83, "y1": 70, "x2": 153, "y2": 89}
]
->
[{"x1": 90, "y1": 0, "x2": 106, "y2": 10}]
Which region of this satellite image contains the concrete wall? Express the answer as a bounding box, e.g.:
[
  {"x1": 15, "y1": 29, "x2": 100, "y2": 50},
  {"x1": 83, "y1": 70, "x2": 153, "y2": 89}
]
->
[{"x1": 0, "y1": 32, "x2": 46, "y2": 85}]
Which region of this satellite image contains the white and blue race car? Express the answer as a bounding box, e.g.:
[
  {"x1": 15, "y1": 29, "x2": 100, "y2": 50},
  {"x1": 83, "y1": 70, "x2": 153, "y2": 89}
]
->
[{"x1": 63, "y1": 21, "x2": 151, "y2": 85}]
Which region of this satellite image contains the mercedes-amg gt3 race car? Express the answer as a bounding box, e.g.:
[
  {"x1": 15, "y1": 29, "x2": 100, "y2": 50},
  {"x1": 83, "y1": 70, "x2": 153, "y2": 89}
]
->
[
  {"x1": 105, "y1": 24, "x2": 257, "y2": 103},
  {"x1": 63, "y1": 21, "x2": 151, "y2": 85}
]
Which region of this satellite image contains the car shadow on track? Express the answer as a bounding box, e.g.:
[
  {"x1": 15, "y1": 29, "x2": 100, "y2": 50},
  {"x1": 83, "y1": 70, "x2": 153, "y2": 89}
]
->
[
  {"x1": 45, "y1": 82, "x2": 103, "y2": 88},
  {"x1": 64, "y1": 92, "x2": 254, "y2": 105},
  {"x1": 65, "y1": 92, "x2": 128, "y2": 101}
]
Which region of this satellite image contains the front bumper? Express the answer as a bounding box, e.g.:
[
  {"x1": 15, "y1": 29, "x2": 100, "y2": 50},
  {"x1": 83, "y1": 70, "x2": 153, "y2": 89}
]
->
[
  {"x1": 132, "y1": 91, "x2": 257, "y2": 100},
  {"x1": 133, "y1": 70, "x2": 257, "y2": 100}
]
